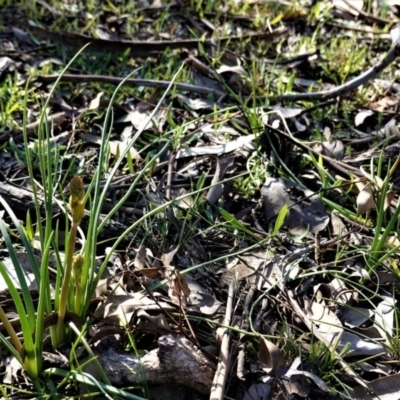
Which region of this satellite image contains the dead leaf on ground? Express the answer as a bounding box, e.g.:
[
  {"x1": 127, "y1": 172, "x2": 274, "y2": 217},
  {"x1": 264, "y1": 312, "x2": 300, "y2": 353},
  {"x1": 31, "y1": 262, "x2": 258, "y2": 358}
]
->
[
  {"x1": 262, "y1": 177, "x2": 329, "y2": 236},
  {"x1": 94, "y1": 293, "x2": 173, "y2": 326},
  {"x1": 133, "y1": 246, "x2": 160, "y2": 278},
  {"x1": 355, "y1": 109, "x2": 374, "y2": 126},
  {"x1": 89, "y1": 91, "x2": 104, "y2": 110},
  {"x1": 258, "y1": 337, "x2": 284, "y2": 373},
  {"x1": 374, "y1": 296, "x2": 395, "y2": 345},
  {"x1": 351, "y1": 373, "x2": 400, "y2": 400},
  {"x1": 117, "y1": 106, "x2": 166, "y2": 132},
  {"x1": 176, "y1": 134, "x2": 256, "y2": 159},
  {"x1": 189, "y1": 291, "x2": 221, "y2": 315},
  {"x1": 176, "y1": 94, "x2": 216, "y2": 110},
  {"x1": 307, "y1": 301, "x2": 343, "y2": 344},
  {"x1": 165, "y1": 268, "x2": 190, "y2": 308},
  {"x1": 162, "y1": 246, "x2": 190, "y2": 307},
  {"x1": 206, "y1": 157, "x2": 234, "y2": 206},
  {"x1": 355, "y1": 181, "x2": 375, "y2": 218},
  {"x1": 161, "y1": 246, "x2": 179, "y2": 268},
  {"x1": 0, "y1": 252, "x2": 41, "y2": 292},
  {"x1": 341, "y1": 306, "x2": 374, "y2": 328},
  {"x1": 369, "y1": 96, "x2": 399, "y2": 113},
  {"x1": 284, "y1": 357, "x2": 329, "y2": 394},
  {"x1": 82, "y1": 133, "x2": 141, "y2": 160},
  {"x1": 243, "y1": 380, "x2": 273, "y2": 400}
]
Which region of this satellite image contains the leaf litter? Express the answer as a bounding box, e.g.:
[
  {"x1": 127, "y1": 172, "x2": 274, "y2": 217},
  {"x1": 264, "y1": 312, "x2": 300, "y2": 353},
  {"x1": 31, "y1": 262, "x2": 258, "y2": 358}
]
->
[{"x1": 3, "y1": 1, "x2": 400, "y2": 399}]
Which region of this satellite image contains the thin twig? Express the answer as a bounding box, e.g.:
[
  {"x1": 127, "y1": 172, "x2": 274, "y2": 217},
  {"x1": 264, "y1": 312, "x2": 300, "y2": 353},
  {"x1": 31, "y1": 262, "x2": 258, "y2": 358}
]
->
[
  {"x1": 265, "y1": 123, "x2": 363, "y2": 178},
  {"x1": 210, "y1": 278, "x2": 235, "y2": 400},
  {"x1": 37, "y1": 74, "x2": 226, "y2": 97},
  {"x1": 166, "y1": 152, "x2": 177, "y2": 200},
  {"x1": 341, "y1": 0, "x2": 392, "y2": 25},
  {"x1": 37, "y1": 25, "x2": 400, "y2": 105},
  {"x1": 14, "y1": 18, "x2": 287, "y2": 54},
  {"x1": 268, "y1": 25, "x2": 400, "y2": 101}
]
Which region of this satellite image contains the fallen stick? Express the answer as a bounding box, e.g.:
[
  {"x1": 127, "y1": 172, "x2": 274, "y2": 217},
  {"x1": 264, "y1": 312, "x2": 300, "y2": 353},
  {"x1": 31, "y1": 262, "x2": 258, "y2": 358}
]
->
[
  {"x1": 37, "y1": 23, "x2": 400, "y2": 104},
  {"x1": 13, "y1": 18, "x2": 287, "y2": 55},
  {"x1": 210, "y1": 278, "x2": 235, "y2": 400},
  {"x1": 268, "y1": 25, "x2": 400, "y2": 101},
  {"x1": 37, "y1": 73, "x2": 226, "y2": 97}
]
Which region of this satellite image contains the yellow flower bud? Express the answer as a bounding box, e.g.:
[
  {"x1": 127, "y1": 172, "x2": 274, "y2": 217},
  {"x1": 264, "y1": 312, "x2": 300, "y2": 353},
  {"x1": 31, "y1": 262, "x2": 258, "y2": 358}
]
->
[
  {"x1": 71, "y1": 202, "x2": 85, "y2": 224},
  {"x1": 69, "y1": 176, "x2": 85, "y2": 224},
  {"x1": 73, "y1": 254, "x2": 84, "y2": 284},
  {"x1": 69, "y1": 176, "x2": 85, "y2": 202}
]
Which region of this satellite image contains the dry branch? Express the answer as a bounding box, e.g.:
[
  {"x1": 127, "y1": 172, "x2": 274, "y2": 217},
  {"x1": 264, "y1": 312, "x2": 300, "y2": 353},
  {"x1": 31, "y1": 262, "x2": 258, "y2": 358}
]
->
[
  {"x1": 210, "y1": 278, "x2": 235, "y2": 400},
  {"x1": 13, "y1": 18, "x2": 287, "y2": 55},
  {"x1": 36, "y1": 25, "x2": 400, "y2": 105},
  {"x1": 37, "y1": 73, "x2": 226, "y2": 97},
  {"x1": 269, "y1": 25, "x2": 400, "y2": 101}
]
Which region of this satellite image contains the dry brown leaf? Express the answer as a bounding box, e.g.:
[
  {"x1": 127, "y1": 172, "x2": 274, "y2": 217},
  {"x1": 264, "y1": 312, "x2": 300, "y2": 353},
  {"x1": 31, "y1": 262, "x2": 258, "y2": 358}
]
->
[
  {"x1": 369, "y1": 96, "x2": 399, "y2": 113},
  {"x1": 262, "y1": 177, "x2": 329, "y2": 235},
  {"x1": 136, "y1": 87, "x2": 162, "y2": 112},
  {"x1": 134, "y1": 246, "x2": 147, "y2": 270},
  {"x1": 0, "y1": 252, "x2": 42, "y2": 291},
  {"x1": 258, "y1": 337, "x2": 284, "y2": 373},
  {"x1": 384, "y1": 190, "x2": 396, "y2": 211},
  {"x1": 166, "y1": 269, "x2": 190, "y2": 308},
  {"x1": 139, "y1": 267, "x2": 160, "y2": 279},
  {"x1": 330, "y1": 212, "x2": 347, "y2": 236},
  {"x1": 162, "y1": 246, "x2": 190, "y2": 307},
  {"x1": 89, "y1": 92, "x2": 104, "y2": 110},
  {"x1": 308, "y1": 302, "x2": 343, "y2": 344},
  {"x1": 94, "y1": 293, "x2": 173, "y2": 326},
  {"x1": 351, "y1": 373, "x2": 400, "y2": 400},
  {"x1": 332, "y1": 0, "x2": 363, "y2": 16},
  {"x1": 174, "y1": 269, "x2": 190, "y2": 297},
  {"x1": 133, "y1": 247, "x2": 159, "y2": 278},
  {"x1": 189, "y1": 291, "x2": 221, "y2": 315},
  {"x1": 161, "y1": 246, "x2": 179, "y2": 268},
  {"x1": 81, "y1": 133, "x2": 141, "y2": 160},
  {"x1": 137, "y1": 309, "x2": 170, "y2": 330},
  {"x1": 374, "y1": 296, "x2": 395, "y2": 346},
  {"x1": 386, "y1": 236, "x2": 400, "y2": 246},
  {"x1": 356, "y1": 182, "x2": 375, "y2": 217},
  {"x1": 95, "y1": 277, "x2": 111, "y2": 297},
  {"x1": 355, "y1": 109, "x2": 374, "y2": 126},
  {"x1": 206, "y1": 157, "x2": 235, "y2": 206}
]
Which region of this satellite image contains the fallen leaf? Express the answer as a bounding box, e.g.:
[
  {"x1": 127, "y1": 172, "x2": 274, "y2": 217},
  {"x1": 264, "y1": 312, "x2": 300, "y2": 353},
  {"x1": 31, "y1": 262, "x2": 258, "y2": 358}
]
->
[
  {"x1": 355, "y1": 109, "x2": 374, "y2": 126},
  {"x1": 94, "y1": 293, "x2": 173, "y2": 326},
  {"x1": 262, "y1": 177, "x2": 329, "y2": 236},
  {"x1": 82, "y1": 133, "x2": 141, "y2": 160},
  {"x1": 176, "y1": 134, "x2": 256, "y2": 159},
  {"x1": 258, "y1": 337, "x2": 284, "y2": 373},
  {"x1": 308, "y1": 302, "x2": 343, "y2": 342},
  {"x1": 243, "y1": 381, "x2": 272, "y2": 400},
  {"x1": 206, "y1": 157, "x2": 234, "y2": 206},
  {"x1": 374, "y1": 296, "x2": 395, "y2": 345},
  {"x1": 351, "y1": 373, "x2": 400, "y2": 400},
  {"x1": 189, "y1": 291, "x2": 222, "y2": 315},
  {"x1": 356, "y1": 182, "x2": 375, "y2": 217},
  {"x1": 89, "y1": 92, "x2": 104, "y2": 110},
  {"x1": 161, "y1": 246, "x2": 179, "y2": 268}
]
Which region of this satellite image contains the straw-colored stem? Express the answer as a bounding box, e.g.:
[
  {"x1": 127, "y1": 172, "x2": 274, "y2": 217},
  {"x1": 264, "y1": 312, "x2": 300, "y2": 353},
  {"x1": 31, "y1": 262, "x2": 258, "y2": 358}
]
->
[
  {"x1": 56, "y1": 222, "x2": 78, "y2": 343},
  {"x1": 0, "y1": 305, "x2": 23, "y2": 358},
  {"x1": 74, "y1": 285, "x2": 81, "y2": 315}
]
